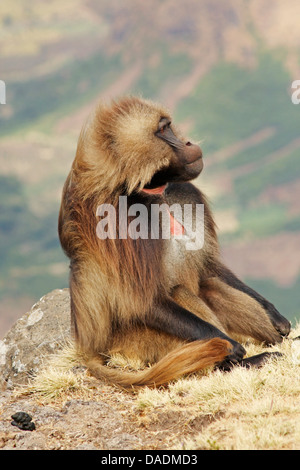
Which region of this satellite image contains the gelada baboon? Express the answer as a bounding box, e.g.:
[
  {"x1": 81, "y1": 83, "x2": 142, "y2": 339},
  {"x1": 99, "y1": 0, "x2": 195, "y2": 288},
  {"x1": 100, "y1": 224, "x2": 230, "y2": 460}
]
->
[{"x1": 58, "y1": 96, "x2": 290, "y2": 387}]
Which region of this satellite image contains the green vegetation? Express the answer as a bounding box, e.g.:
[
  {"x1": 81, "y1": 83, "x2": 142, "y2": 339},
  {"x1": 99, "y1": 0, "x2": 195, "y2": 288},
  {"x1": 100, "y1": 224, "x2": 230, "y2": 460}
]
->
[
  {"x1": 0, "y1": 51, "x2": 123, "y2": 136},
  {"x1": 176, "y1": 52, "x2": 300, "y2": 235},
  {"x1": 235, "y1": 149, "x2": 300, "y2": 205},
  {"x1": 236, "y1": 203, "x2": 287, "y2": 238},
  {"x1": 176, "y1": 53, "x2": 298, "y2": 153},
  {"x1": 0, "y1": 176, "x2": 26, "y2": 236},
  {"x1": 246, "y1": 276, "x2": 300, "y2": 324},
  {"x1": 0, "y1": 175, "x2": 68, "y2": 300},
  {"x1": 132, "y1": 48, "x2": 192, "y2": 98}
]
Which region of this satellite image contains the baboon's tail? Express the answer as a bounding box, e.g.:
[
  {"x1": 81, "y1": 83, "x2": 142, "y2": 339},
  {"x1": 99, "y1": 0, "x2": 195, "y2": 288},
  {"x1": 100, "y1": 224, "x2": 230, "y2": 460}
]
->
[{"x1": 84, "y1": 338, "x2": 232, "y2": 388}]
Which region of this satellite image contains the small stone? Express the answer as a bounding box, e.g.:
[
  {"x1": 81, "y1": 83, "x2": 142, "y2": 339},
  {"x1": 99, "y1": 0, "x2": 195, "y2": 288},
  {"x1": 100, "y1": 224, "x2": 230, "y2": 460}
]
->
[
  {"x1": 11, "y1": 412, "x2": 36, "y2": 431},
  {"x1": 11, "y1": 412, "x2": 32, "y2": 424}
]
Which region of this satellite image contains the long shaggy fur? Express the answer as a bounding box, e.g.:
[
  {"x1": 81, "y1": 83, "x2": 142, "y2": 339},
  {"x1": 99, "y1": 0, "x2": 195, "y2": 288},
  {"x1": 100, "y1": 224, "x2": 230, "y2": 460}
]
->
[{"x1": 59, "y1": 95, "x2": 287, "y2": 388}]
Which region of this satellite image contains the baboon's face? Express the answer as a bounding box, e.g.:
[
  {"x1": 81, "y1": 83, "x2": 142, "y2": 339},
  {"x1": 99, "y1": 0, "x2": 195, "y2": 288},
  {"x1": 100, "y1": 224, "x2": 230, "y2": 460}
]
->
[
  {"x1": 144, "y1": 116, "x2": 203, "y2": 189},
  {"x1": 90, "y1": 97, "x2": 203, "y2": 193}
]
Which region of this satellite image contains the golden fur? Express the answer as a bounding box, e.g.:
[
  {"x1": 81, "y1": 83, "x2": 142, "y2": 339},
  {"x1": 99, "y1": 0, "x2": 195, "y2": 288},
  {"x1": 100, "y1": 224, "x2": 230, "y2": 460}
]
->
[{"x1": 58, "y1": 96, "x2": 286, "y2": 387}]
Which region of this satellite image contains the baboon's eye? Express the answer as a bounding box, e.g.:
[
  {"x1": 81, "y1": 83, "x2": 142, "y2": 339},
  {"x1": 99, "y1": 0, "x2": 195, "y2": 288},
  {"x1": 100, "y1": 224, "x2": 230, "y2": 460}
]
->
[{"x1": 158, "y1": 119, "x2": 171, "y2": 135}]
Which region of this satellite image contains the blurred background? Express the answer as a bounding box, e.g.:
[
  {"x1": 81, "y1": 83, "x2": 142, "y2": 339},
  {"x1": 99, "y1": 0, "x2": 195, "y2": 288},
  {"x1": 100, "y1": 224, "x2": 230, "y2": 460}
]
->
[{"x1": 0, "y1": 0, "x2": 300, "y2": 338}]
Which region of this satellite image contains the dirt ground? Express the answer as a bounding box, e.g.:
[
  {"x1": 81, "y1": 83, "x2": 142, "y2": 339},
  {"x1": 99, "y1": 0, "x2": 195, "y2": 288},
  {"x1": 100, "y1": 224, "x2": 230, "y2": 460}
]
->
[{"x1": 0, "y1": 379, "x2": 212, "y2": 450}]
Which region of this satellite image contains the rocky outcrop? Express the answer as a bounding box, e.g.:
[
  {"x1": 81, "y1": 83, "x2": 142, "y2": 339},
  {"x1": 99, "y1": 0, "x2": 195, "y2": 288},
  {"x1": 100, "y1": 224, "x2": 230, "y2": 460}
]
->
[{"x1": 0, "y1": 289, "x2": 71, "y2": 390}]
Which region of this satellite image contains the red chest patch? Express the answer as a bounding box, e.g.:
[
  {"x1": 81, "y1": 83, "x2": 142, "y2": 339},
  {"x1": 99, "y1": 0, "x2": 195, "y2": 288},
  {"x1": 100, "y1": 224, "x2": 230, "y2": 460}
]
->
[{"x1": 141, "y1": 185, "x2": 185, "y2": 236}]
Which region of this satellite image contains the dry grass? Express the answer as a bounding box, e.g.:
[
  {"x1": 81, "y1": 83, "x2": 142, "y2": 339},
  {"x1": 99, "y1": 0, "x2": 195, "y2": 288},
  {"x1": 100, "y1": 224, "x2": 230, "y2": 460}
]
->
[
  {"x1": 20, "y1": 325, "x2": 300, "y2": 450},
  {"x1": 17, "y1": 342, "x2": 94, "y2": 404}
]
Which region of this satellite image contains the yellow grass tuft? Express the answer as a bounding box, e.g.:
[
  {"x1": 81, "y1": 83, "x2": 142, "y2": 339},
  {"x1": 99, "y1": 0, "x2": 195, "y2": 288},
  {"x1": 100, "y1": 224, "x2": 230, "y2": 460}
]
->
[{"x1": 18, "y1": 341, "x2": 92, "y2": 402}]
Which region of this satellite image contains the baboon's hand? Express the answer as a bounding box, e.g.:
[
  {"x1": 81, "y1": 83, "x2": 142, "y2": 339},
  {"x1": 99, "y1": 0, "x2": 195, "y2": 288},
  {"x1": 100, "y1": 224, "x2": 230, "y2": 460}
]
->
[
  {"x1": 265, "y1": 302, "x2": 291, "y2": 338},
  {"x1": 217, "y1": 339, "x2": 246, "y2": 370},
  {"x1": 218, "y1": 351, "x2": 283, "y2": 372}
]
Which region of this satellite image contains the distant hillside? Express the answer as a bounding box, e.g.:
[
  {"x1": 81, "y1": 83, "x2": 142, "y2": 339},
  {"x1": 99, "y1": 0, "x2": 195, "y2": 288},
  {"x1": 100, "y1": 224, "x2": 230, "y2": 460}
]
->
[{"x1": 0, "y1": 0, "x2": 300, "y2": 335}]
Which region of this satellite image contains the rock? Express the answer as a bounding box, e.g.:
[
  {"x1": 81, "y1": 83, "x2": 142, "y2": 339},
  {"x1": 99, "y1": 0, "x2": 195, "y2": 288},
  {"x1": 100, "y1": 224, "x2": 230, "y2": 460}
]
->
[{"x1": 0, "y1": 289, "x2": 71, "y2": 390}]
